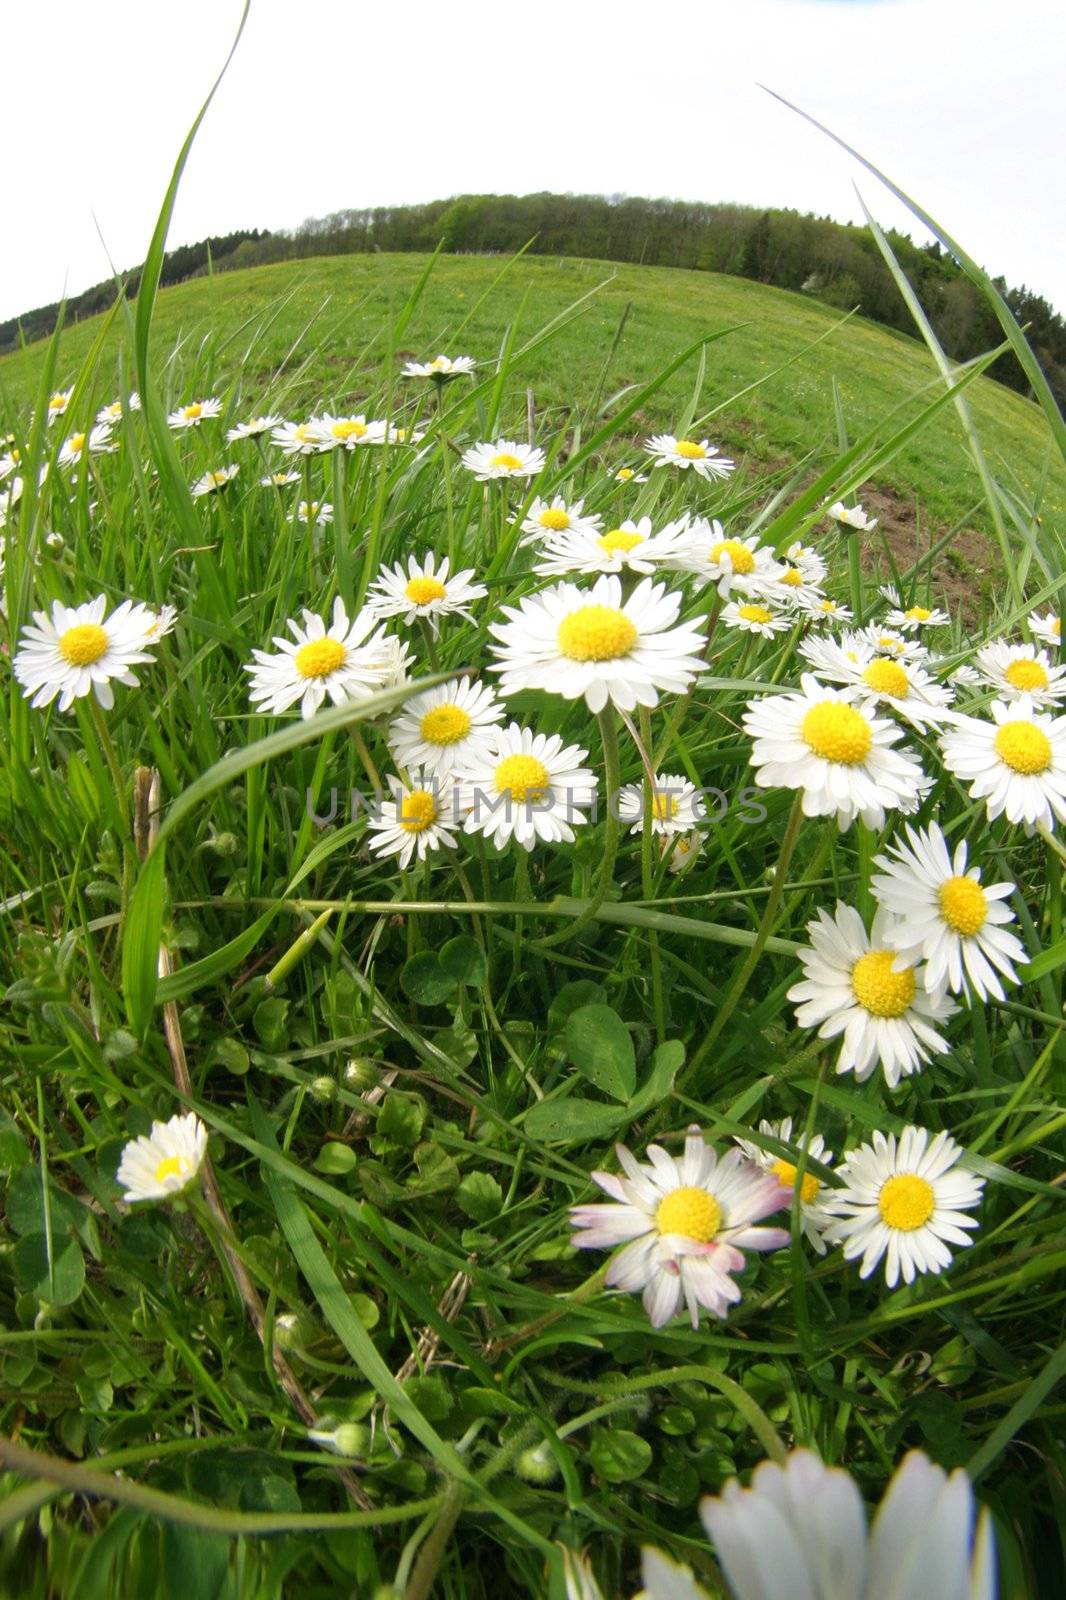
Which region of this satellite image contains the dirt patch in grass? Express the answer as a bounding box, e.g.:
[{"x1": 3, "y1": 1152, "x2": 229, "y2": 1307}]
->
[{"x1": 858, "y1": 484, "x2": 994, "y2": 626}]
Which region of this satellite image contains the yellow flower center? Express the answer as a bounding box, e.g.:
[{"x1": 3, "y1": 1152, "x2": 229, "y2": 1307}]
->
[
  {"x1": 905, "y1": 605, "x2": 932, "y2": 623},
  {"x1": 153, "y1": 1155, "x2": 188, "y2": 1185},
  {"x1": 994, "y1": 721, "x2": 1052, "y2": 775},
  {"x1": 878, "y1": 1173, "x2": 935, "y2": 1232},
  {"x1": 491, "y1": 452, "x2": 524, "y2": 471},
  {"x1": 673, "y1": 439, "x2": 706, "y2": 460},
  {"x1": 1004, "y1": 658, "x2": 1049, "y2": 692},
  {"x1": 294, "y1": 424, "x2": 313, "y2": 443},
  {"x1": 48, "y1": 393, "x2": 67, "y2": 410},
  {"x1": 1053, "y1": 618, "x2": 1061, "y2": 637},
  {"x1": 877, "y1": 634, "x2": 903, "y2": 654},
  {"x1": 737, "y1": 604, "x2": 773, "y2": 624},
  {"x1": 400, "y1": 789, "x2": 438, "y2": 832},
  {"x1": 862, "y1": 659, "x2": 910, "y2": 698},
  {"x1": 598, "y1": 528, "x2": 644, "y2": 555},
  {"x1": 801, "y1": 702, "x2": 873, "y2": 764},
  {"x1": 58, "y1": 623, "x2": 108, "y2": 666},
  {"x1": 557, "y1": 605, "x2": 638, "y2": 662},
  {"x1": 209, "y1": 471, "x2": 229, "y2": 486},
  {"x1": 938, "y1": 875, "x2": 988, "y2": 936},
  {"x1": 771, "y1": 1159, "x2": 820, "y2": 1206},
  {"x1": 538, "y1": 508, "x2": 571, "y2": 531},
  {"x1": 429, "y1": 358, "x2": 447, "y2": 371},
  {"x1": 709, "y1": 538, "x2": 755, "y2": 575},
  {"x1": 494, "y1": 753, "x2": 551, "y2": 803},
  {"x1": 780, "y1": 567, "x2": 803, "y2": 587},
  {"x1": 652, "y1": 792, "x2": 680, "y2": 820},
  {"x1": 819, "y1": 600, "x2": 838, "y2": 613},
  {"x1": 616, "y1": 467, "x2": 634, "y2": 480},
  {"x1": 183, "y1": 403, "x2": 203, "y2": 421},
  {"x1": 405, "y1": 576, "x2": 447, "y2": 606},
  {"x1": 294, "y1": 638, "x2": 347, "y2": 679},
  {"x1": 851, "y1": 950, "x2": 916, "y2": 1017},
  {"x1": 656, "y1": 1185, "x2": 721, "y2": 1241},
  {"x1": 332, "y1": 419, "x2": 368, "y2": 440},
  {"x1": 68, "y1": 433, "x2": 86, "y2": 453},
  {"x1": 420, "y1": 704, "x2": 472, "y2": 745}
]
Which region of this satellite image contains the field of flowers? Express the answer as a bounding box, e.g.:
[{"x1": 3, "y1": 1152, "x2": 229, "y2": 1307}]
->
[{"x1": 0, "y1": 175, "x2": 1064, "y2": 1599}]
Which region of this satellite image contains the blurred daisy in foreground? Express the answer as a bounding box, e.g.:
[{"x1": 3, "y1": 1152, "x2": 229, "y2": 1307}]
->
[
  {"x1": 533, "y1": 517, "x2": 691, "y2": 577},
  {"x1": 562, "y1": 1546, "x2": 710, "y2": 1600},
  {"x1": 940, "y1": 696, "x2": 1066, "y2": 831},
  {"x1": 884, "y1": 600, "x2": 950, "y2": 632},
  {"x1": 226, "y1": 414, "x2": 281, "y2": 441},
  {"x1": 366, "y1": 552, "x2": 486, "y2": 631},
  {"x1": 260, "y1": 470, "x2": 301, "y2": 487},
  {"x1": 721, "y1": 599, "x2": 792, "y2": 638},
  {"x1": 244, "y1": 598, "x2": 396, "y2": 719},
  {"x1": 461, "y1": 438, "x2": 546, "y2": 480},
  {"x1": 733, "y1": 1117, "x2": 833, "y2": 1253},
  {"x1": 788, "y1": 902, "x2": 956, "y2": 1086},
  {"x1": 46, "y1": 389, "x2": 73, "y2": 422},
  {"x1": 402, "y1": 354, "x2": 475, "y2": 379},
  {"x1": 701, "y1": 1446, "x2": 995, "y2": 1600},
  {"x1": 974, "y1": 639, "x2": 1066, "y2": 707},
  {"x1": 117, "y1": 1113, "x2": 208, "y2": 1203},
  {"x1": 167, "y1": 397, "x2": 222, "y2": 429},
  {"x1": 490, "y1": 574, "x2": 706, "y2": 714},
  {"x1": 457, "y1": 723, "x2": 596, "y2": 851},
  {"x1": 798, "y1": 634, "x2": 955, "y2": 731},
  {"x1": 388, "y1": 676, "x2": 503, "y2": 777},
  {"x1": 569, "y1": 1127, "x2": 789, "y2": 1328},
  {"x1": 366, "y1": 770, "x2": 458, "y2": 868},
  {"x1": 826, "y1": 499, "x2": 877, "y2": 531},
  {"x1": 871, "y1": 823, "x2": 1026, "y2": 1002},
  {"x1": 821, "y1": 1126, "x2": 984, "y2": 1288},
  {"x1": 192, "y1": 465, "x2": 240, "y2": 497},
  {"x1": 644, "y1": 434, "x2": 735, "y2": 481},
  {"x1": 298, "y1": 500, "x2": 333, "y2": 525},
  {"x1": 57, "y1": 424, "x2": 116, "y2": 468},
  {"x1": 616, "y1": 771, "x2": 706, "y2": 836},
  {"x1": 13, "y1": 595, "x2": 161, "y2": 712},
  {"x1": 1029, "y1": 610, "x2": 1061, "y2": 649},
  {"x1": 667, "y1": 523, "x2": 781, "y2": 599},
  {"x1": 311, "y1": 413, "x2": 386, "y2": 450},
  {"x1": 271, "y1": 419, "x2": 320, "y2": 455},
  {"x1": 96, "y1": 392, "x2": 140, "y2": 424},
  {"x1": 611, "y1": 465, "x2": 648, "y2": 484},
  {"x1": 743, "y1": 676, "x2": 926, "y2": 830},
  {"x1": 520, "y1": 495, "x2": 602, "y2": 545}
]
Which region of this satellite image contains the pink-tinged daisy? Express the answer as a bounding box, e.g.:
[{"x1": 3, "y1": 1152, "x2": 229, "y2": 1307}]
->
[
  {"x1": 733, "y1": 1117, "x2": 833, "y2": 1253},
  {"x1": 644, "y1": 434, "x2": 735, "y2": 481}
]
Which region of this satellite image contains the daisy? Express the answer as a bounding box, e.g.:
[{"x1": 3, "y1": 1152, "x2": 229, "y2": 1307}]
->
[
  {"x1": 743, "y1": 675, "x2": 926, "y2": 830},
  {"x1": 732, "y1": 1118, "x2": 833, "y2": 1253},
  {"x1": 701, "y1": 1446, "x2": 995, "y2": 1600},
  {"x1": 402, "y1": 354, "x2": 475, "y2": 379},
  {"x1": 191, "y1": 465, "x2": 240, "y2": 497},
  {"x1": 784, "y1": 540, "x2": 829, "y2": 585},
  {"x1": 871, "y1": 823, "x2": 1026, "y2": 1002},
  {"x1": 797, "y1": 636, "x2": 955, "y2": 730},
  {"x1": 136, "y1": 603, "x2": 179, "y2": 643},
  {"x1": 167, "y1": 397, "x2": 222, "y2": 429},
  {"x1": 721, "y1": 599, "x2": 793, "y2": 638},
  {"x1": 974, "y1": 639, "x2": 1066, "y2": 707},
  {"x1": 884, "y1": 601, "x2": 950, "y2": 632},
  {"x1": 519, "y1": 496, "x2": 602, "y2": 545},
  {"x1": 664, "y1": 830, "x2": 702, "y2": 873},
  {"x1": 96, "y1": 393, "x2": 140, "y2": 424},
  {"x1": 244, "y1": 598, "x2": 397, "y2": 719},
  {"x1": 858, "y1": 623, "x2": 928, "y2": 662},
  {"x1": 388, "y1": 676, "x2": 503, "y2": 776},
  {"x1": 311, "y1": 413, "x2": 386, "y2": 450},
  {"x1": 769, "y1": 563, "x2": 825, "y2": 611},
  {"x1": 787, "y1": 902, "x2": 956, "y2": 1087},
  {"x1": 611, "y1": 465, "x2": 648, "y2": 484},
  {"x1": 940, "y1": 696, "x2": 1066, "y2": 830},
  {"x1": 271, "y1": 419, "x2": 320, "y2": 456},
  {"x1": 533, "y1": 517, "x2": 691, "y2": 577},
  {"x1": 802, "y1": 596, "x2": 853, "y2": 625},
  {"x1": 57, "y1": 424, "x2": 116, "y2": 467},
  {"x1": 260, "y1": 470, "x2": 301, "y2": 487},
  {"x1": 949, "y1": 662, "x2": 982, "y2": 689},
  {"x1": 46, "y1": 389, "x2": 73, "y2": 422},
  {"x1": 457, "y1": 723, "x2": 597, "y2": 851},
  {"x1": 820, "y1": 1126, "x2": 984, "y2": 1287},
  {"x1": 665, "y1": 523, "x2": 782, "y2": 599},
  {"x1": 826, "y1": 500, "x2": 878, "y2": 531},
  {"x1": 489, "y1": 574, "x2": 706, "y2": 714},
  {"x1": 0, "y1": 447, "x2": 20, "y2": 481},
  {"x1": 461, "y1": 438, "x2": 546, "y2": 480},
  {"x1": 644, "y1": 434, "x2": 735, "y2": 481},
  {"x1": 298, "y1": 500, "x2": 333, "y2": 525},
  {"x1": 366, "y1": 552, "x2": 486, "y2": 631},
  {"x1": 365, "y1": 769, "x2": 458, "y2": 869},
  {"x1": 569, "y1": 1128, "x2": 789, "y2": 1328},
  {"x1": 226, "y1": 414, "x2": 281, "y2": 441},
  {"x1": 1029, "y1": 610, "x2": 1061, "y2": 649},
  {"x1": 616, "y1": 771, "x2": 706, "y2": 836},
  {"x1": 562, "y1": 1547, "x2": 711, "y2": 1600},
  {"x1": 13, "y1": 595, "x2": 161, "y2": 713},
  {"x1": 117, "y1": 1112, "x2": 208, "y2": 1202},
  {"x1": 0, "y1": 475, "x2": 23, "y2": 526}
]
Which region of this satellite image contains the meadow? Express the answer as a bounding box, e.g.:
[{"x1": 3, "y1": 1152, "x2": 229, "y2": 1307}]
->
[{"x1": 0, "y1": 167, "x2": 1064, "y2": 1600}]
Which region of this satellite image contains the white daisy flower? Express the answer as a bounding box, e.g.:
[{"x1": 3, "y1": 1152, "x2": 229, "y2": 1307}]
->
[
  {"x1": 871, "y1": 823, "x2": 1026, "y2": 1002},
  {"x1": 701, "y1": 1446, "x2": 995, "y2": 1600},
  {"x1": 797, "y1": 635, "x2": 955, "y2": 731},
  {"x1": 13, "y1": 595, "x2": 160, "y2": 713},
  {"x1": 802, "y1": 596, "x2": 853, "y2": 625},
  {"x1": 1029, "y1": 610, "x2": 1061, "y2": 649},
  {"x1": 366, "y1": 769, "x2": 458, "y2": 869},
  {"x1": 732, "y1": 1118, "x2": 833, "y2": 1254},
  {"x1": 949, "y1": 662, "x2": 982, "y2": 689},
  {"x1": 46, "y1": 389, "x2": 73, "y2": 422},
  {"x1": 664, "y1": 829, "x2": 702, "y2": 873},
  {"x1": 191, "y1": 464, "x2": 240, "y2": 497},
  {"x1": 457, "y1": 722, "x2": 596, "y2": 851},
  {"x1": 858, "y1": 623, "x2": 928, "y2": 662},
  {"x1": 784, "y1": 540, "x2": 829, "y2": 584},
  {"x1": 562, "y1": 1546, "x2": 714, "y2": 1600},
  {"x1": 388, "y1": 425, "x2": 426, "y2": 445},
  {"x1": 533, "y1": 517, "x2": 691, "y2": 577},
  {"x1": 721, "y1": 599, "x2": 792, "y2": 638},
  {"x1": 298, "y1": 500, "x2": 333, "y2": 525},
  {"x1": 0, "y1": 447, "x2": 21, "y2": 481},
  {"x1": 167, "y1": 397, "x2": 222, "y2": 429},
  {"x1": 96, "y1": 393, "x2": 140, "y2": 424},
  {"x1": 260, "y1": 470, "x2": 301, "y2": 487},
  {"x1": 137, "y1": 603, "x2": 179, "y2": 643},
  {"x1": 616, "y1": 771, "x2": 706, "y2": 836},
  {"x1": 940, "y1": 696, "x2": 1066, "y2": 830},
  {"x1": 402, "y1": 354, "x2": 475, "y2": 379},
  {"x1": 489, "y1": 573, "x2": 706, "y2": 715},
  {"x1": 644, "y1": 434, "x2": 735, "y2": 481},
  {"x1": 664, "y1": 523, "x2": 782, "y2": 599},
  {"x1": 244, "y1": 598, "x2": 396, "y2": 719},
  {"x1": 826, "y1": 500, "x2": 878, "y2": 531},
  {"x1": 770, "y1": 563, "x2": 825, "y2": 611},
  {"x1": 611, "y1": 465, "x2": 648, "y2": 484},
  {"x1": 117, "y1": 1112, "x2": 208, "y2": 1203},
  {"x1": 226, "y1": 414, "x2": 281, "y2": 441},
  {"x1": 0, "y1": 475, "x2": 23, "y2": 526},
  {"x1": 460, "y1": 438, "x2": 546, "y2": 480},
  {"x1": 743, "y1": 675, "x2": 926, "y2": 830},
  {"x1": 884, "y1": 601, "x2": 950, "y2": 632},
  {"x1": 271, "y1": 419, "x2": 320, "y2": 456},
  {"x1": 569, "y1": 1128, "x2": 789, "y2": 1328},
  {"x1": 974, "y1": 639, "x2": 1066, "y2": 707},
  {"x1": 820, "y1": 1126, "x2": 984, "y2": 1287},
  {"x1": 57, "y1": 424, "x2": 116, "y2": 467},
  {"x1": 787, "y1": 902, "x2": 956, "y2": 1087},
  {"x1": 388, "y1": 676, "x2": 503, "y2": 777},
  {"x1": 310, "y1": 413, "x2": 387, "y2": 451},
  {"x1": 519, "y1": 495, "x2": 603, "y2": 546},
  {"x1": 366, "y1": 552, "x2": 487, "y2": 632}
]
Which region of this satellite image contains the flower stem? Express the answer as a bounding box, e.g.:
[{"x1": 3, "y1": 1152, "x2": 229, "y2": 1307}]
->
[
  {"x1": 537, "y1": 706, "x2": 620, "y2": 950},
  {"x1": 89, "y1": 694, "x2": 130, "y2": 837},
  {"x1": 638, "y1": 707, "x2": 667, "y2": 1042}
]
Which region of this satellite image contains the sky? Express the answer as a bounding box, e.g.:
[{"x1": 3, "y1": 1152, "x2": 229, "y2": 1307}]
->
[{"x1": 1, "y1": 0, "x2": 1063, "y2": 324}]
